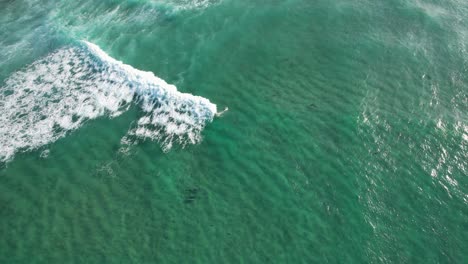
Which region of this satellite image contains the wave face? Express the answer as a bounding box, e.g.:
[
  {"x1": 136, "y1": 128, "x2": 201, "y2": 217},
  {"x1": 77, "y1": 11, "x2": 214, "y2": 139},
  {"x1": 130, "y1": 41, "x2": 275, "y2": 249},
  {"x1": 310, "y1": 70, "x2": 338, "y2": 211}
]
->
[{"x1": 0, "y1": 41, "x2": 217, "y2": 162}]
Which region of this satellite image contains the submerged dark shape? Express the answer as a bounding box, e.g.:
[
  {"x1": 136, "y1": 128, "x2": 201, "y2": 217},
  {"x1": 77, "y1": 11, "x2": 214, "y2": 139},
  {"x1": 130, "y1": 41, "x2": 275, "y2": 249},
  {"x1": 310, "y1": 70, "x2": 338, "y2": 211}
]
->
[{"x1": 183, "y1": 187, "x2": 200, "y2": 204}]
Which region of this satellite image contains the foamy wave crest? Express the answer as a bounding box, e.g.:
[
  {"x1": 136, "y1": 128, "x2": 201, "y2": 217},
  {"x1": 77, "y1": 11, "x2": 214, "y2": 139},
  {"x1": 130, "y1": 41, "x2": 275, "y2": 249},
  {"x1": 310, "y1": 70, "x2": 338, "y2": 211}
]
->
[{"x1": 0, "y1": 41, "x2": 216, "y2": 162}]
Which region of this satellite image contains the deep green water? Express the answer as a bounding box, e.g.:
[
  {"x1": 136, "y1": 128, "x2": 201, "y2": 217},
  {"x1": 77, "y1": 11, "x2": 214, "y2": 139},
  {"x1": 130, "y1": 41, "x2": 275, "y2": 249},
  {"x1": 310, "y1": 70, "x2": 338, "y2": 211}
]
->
[{"x1": 0, "y1": 0, "x2": 467, "y2": 263}]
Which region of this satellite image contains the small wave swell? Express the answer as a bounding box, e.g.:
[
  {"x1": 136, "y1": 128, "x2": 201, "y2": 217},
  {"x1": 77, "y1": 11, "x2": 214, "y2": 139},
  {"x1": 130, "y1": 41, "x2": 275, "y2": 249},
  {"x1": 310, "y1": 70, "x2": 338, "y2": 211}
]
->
[{"x1": 0, "y1": 41, "x2": 217, "y2": 162}]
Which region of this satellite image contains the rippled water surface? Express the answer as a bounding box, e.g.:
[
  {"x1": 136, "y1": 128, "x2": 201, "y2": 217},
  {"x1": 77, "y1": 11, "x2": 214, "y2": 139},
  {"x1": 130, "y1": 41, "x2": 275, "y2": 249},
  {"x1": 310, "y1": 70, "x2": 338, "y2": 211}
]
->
[{"x1": 0, "y1": 0, "x2": 467, "y2": 263}]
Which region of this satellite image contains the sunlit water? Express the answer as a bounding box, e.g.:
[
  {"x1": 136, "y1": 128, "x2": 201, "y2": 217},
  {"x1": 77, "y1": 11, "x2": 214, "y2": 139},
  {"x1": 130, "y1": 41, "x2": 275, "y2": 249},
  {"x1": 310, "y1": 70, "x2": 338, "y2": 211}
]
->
[{"x1": 0, "y1": 0, "x2": 466, "y2": 263}]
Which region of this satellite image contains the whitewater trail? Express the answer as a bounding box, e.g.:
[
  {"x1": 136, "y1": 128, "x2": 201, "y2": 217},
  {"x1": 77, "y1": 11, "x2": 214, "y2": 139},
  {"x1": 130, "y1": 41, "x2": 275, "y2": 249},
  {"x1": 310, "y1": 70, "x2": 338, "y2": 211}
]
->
[{"x1": 0, "y1": 41, "x2": 217, "y2": 163}]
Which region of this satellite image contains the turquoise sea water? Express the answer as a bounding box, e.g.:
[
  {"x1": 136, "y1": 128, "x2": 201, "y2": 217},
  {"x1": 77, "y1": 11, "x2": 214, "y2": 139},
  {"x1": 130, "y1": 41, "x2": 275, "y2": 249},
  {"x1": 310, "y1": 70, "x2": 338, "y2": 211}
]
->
[{"x1": 0, "y1": 0, "x2": 467, "y2": 262}]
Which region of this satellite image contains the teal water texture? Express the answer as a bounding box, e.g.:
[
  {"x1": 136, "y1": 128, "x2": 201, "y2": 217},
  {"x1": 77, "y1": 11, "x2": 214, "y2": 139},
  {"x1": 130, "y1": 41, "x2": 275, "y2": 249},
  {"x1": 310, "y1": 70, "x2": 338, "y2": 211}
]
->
[{"x1": 0, "y1": 0, "x2": 467, "y2": 263}]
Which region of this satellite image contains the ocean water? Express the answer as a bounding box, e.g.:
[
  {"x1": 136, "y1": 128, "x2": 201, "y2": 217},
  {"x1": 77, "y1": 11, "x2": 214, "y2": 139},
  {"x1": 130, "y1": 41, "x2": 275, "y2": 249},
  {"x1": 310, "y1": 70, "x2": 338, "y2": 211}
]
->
[{"x1": 0, "y1": 0, "x2": 466, "y2": 262}]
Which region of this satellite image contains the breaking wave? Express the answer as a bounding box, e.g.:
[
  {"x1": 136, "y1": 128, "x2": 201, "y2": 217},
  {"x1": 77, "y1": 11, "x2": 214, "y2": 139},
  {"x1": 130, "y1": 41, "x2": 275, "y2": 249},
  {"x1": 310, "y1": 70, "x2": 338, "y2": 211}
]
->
[{"x1": 0, "y1": 41, "x2": 217, "y2": 162}]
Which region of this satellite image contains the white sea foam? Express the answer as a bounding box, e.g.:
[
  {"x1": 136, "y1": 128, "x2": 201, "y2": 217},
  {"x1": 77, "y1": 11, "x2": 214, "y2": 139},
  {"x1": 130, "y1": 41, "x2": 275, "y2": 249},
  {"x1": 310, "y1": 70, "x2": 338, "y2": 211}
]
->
[
  {"x1": 0, "y1": 41, "x2": 217, "y2": 162},
  {"x1": 151, "y1": 0, "x2": 221, "y2": 11}
]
